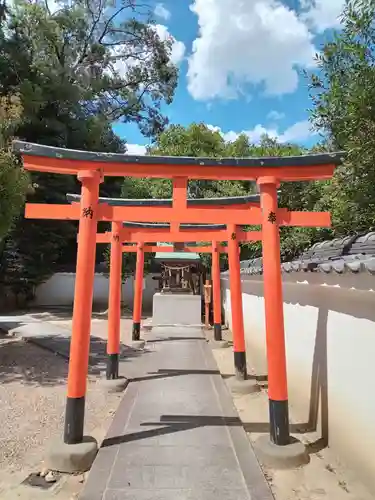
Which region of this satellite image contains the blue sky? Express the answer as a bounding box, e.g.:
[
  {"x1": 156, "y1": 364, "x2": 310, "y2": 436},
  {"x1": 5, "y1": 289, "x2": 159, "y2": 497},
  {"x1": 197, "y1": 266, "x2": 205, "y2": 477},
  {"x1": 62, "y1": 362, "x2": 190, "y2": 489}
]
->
[{"x1": 113, "y1": 0, "x2": 345, "y2": 154}]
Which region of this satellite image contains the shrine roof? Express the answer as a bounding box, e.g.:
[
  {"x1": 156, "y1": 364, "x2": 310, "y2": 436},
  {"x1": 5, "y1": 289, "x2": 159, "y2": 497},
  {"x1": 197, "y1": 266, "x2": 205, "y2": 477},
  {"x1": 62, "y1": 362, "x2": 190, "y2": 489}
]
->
[
  {"x1": 154, "y1": 243, "x2": 201, "y2": 262},
  {"x1": 14, "y1": 140, "x2": 344, "y2": 169}
]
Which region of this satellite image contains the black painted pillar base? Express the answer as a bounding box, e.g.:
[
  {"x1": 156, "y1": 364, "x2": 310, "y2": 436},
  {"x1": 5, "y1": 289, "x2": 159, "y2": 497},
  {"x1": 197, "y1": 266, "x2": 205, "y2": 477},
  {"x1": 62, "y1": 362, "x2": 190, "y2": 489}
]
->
[
  {"x1": 269, "y1": 399, "x2": 291, "y2": 446},
  {"x1": 106, "y1": 353, "x2": 119, "y2": 380},
  {"x1": 64, "y1": 396, "x2": 85, "y2": 444},
  {"x1": 213, "y1": 323, "x2": 222, "y2": 341},
  {"x1": 234, "y1": 351, "x2": 247, "y2": 380},
  {"x1": 132, "y1": 322, "x2": 140, "y2": 341}
]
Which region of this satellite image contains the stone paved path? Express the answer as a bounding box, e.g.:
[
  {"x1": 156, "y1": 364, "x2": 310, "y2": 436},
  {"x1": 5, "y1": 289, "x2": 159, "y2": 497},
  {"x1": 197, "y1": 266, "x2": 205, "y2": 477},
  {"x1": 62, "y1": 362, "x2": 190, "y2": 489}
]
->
[{"x1": 81, "y1": 326, "x2": 273, "y2": 500}]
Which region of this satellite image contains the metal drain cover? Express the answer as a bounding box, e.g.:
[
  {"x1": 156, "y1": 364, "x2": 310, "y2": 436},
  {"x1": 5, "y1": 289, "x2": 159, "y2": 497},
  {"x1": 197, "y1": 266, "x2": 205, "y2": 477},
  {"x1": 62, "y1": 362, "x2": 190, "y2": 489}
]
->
[{"x1": 22, "y1": 472, "x2": 60, "y2": 489}]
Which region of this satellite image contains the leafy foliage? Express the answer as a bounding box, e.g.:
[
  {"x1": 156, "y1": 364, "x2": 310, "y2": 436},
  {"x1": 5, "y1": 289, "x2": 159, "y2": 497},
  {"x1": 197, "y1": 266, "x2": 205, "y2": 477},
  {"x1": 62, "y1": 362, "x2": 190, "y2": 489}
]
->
[
  {"x1": 4, "y1": 0, "x2": 178, "y2": 138},
  {"x1": 308, "y1": 0, "x2": 375, "y2": 235},
  {"x1": 148, "y1": 123, "x2": 252, "y2": 198},
  {"x1": 118, "y1": 123, "x2": 326, "y2": 270},
  {"x1": 103, "y1": 244, "x2": 154, "y2": 283},
  {"x1": 116, "y1": 124, "x2": 255, "y2": 272},
  {"x1": 0, "y1": 0, "x2": 178, "y2": 301},
  {"x1": 0, "y1": 94, "x2": 29, "y2": 239},
  {"x1": 3, "y1": 0, "x2": 375, "y2": 302}
]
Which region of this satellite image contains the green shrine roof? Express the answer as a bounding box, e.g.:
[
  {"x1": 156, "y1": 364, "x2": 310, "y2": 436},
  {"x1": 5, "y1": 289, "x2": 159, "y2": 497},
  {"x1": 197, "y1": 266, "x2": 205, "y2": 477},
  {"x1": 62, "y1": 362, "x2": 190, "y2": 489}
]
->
[{"x1": 154, "y1": 243, "x2": 201, "y2": 263}]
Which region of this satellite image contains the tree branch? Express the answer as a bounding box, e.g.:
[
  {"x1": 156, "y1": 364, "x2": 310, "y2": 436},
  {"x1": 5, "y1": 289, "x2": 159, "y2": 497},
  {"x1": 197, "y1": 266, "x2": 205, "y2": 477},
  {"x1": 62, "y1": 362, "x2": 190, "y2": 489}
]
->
[{"x1": 74, "y1": 0, "x2": 105, "y2": 67}]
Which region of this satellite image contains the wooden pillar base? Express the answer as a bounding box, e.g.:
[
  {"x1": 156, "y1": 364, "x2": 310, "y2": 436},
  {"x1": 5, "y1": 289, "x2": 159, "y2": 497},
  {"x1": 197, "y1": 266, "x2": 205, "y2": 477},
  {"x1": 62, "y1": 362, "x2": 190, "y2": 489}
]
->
[
  {"x1": 269, "y1": 399, "x2": 291, "y2": 445},
  {"x1": 64, "y1": 396, "x2": 85, "y2": 444},
  {"x1": 132, "y1": 322, "x2": 141, "y2": 341},
  {"x1": 213, "y1": 323, "x2": 222, "y2": 341},
  {"x1": 234, "y1": 351, "x2": 247, "y2": 380},
  {"x1": 106, "y1": 353, "x2": 119, "y2": 380}
]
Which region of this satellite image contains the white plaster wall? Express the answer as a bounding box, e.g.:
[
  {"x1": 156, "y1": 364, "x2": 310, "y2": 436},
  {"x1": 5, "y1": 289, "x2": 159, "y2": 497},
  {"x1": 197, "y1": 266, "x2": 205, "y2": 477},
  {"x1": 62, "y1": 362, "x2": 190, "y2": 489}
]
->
[
  {"x1": 121, "y1": 274, "x2": 158, "y2": 310},
  {"x1": 33, "y1": 272, "x2": 158, "y2": 310},
  {"x1": 221, "y1": 272, "x2": 375, "y2": 494},
  {"x1": 33, "y1": 273, "x2": 77, "y2": 307}
]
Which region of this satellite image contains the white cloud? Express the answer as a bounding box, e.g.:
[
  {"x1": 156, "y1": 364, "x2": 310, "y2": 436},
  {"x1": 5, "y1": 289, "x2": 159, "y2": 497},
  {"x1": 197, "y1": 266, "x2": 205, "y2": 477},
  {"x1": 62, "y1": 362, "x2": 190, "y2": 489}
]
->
[
  {"x1": 267, "y1": 110, "x2": 285, "y2": 121},
  {"x1": 300, "y1": 0, "x2": 345, "y2": 33},
  {"x1": 41, "y1": 0, "x2": 60, "y2": 13},
  {"x1": 187, "y1": 0, "x2": 317, "y2": 101},
  {"x1": 278, "y1": 120, "x2": 316, "y2": 142},
  {"x1": 154, "y1": 24, "x2": 186, "y2": 65},
  {"x1": 126, "y1": 144, "x2": 147, "y2": 155},
  {"x1": 208, "y1": 120, "x2": 316, "y2": 144},
  {"x1": 154, "y1": 3, "x2": 171, "y2": 21}
]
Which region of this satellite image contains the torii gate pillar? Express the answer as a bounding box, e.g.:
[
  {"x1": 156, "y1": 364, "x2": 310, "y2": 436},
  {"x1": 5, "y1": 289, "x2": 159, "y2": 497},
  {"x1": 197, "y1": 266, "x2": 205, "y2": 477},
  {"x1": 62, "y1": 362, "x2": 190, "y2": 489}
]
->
[
  {"x1": 254, "y1": 177, "x2": 309, "y2": 468},
  {"x1": 64, "y1": 170, "x2": 101, "y2": 446},
  {"x1": 211, "y1": 241, "x2": 222, "y2": 339},
  {"x1": 258, "y1": 177, "x2": 290, "y2": 444},
  {"x1": 211, "y1": 241, "x2": 228, "y2": 348},
  {"x1": 132, "y1": 242, "x2": 145, "y2": 342},
  {"x1": 227, "y1": 225, "x2": 259, "y2": 394},
  {"x1": 106, "y1": 221, "x2": 123, "y2": 380}
]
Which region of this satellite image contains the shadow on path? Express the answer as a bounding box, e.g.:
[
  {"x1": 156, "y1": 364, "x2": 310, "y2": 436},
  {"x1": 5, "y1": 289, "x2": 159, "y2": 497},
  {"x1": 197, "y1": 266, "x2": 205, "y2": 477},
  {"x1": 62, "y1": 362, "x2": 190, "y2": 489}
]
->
[
  {"x1": 102, "y1": 413, "x2": 318, "y2": 454},
  {"x1": 148, "y1": 336, "x2": 205, "y2": 342},
  {"x1": 131, "y1": 368, "x2": 220, "y2": 383},
  {"x1": 131, "y1": 367, "x2": 266, "y2": 384},
  {"x1": 0, "y1": 332, "x2": 151, "y2": 386}
]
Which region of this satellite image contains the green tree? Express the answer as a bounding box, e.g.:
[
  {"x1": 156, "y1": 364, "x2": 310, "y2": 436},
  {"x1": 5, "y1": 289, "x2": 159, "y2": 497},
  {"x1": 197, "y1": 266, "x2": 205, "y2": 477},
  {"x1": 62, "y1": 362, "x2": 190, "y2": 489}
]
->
[
  {"x1": 229, "y1": 135, "x2": 318, "y2": 262},
  {"x1": 120, "y1": 124, "x2": 262, "y2": 201},
  {"x1": 0, "y1": 0, "x2": 179, "y2": 301},
  {"x1": 4, "y1": 0, "x2": 178, "y2": 139},
  {"x1": 147, "y1": 123, "x2": 253, "y2": 198},
  {"x1": 309, "y1": 0, "x2": 375, "y2": 235},
  {"x1": 118, "y1": 124, "x2": 258, "y2": 272},
  {"x1": 119, "y1": 124, "x2": 330, "y2": 268},
  {"x1": 0, "y1": 94, "x2": 29, "y2": 239},
  {"x1": 102, "y1": 244, "x2": 154, "y2": 285}
]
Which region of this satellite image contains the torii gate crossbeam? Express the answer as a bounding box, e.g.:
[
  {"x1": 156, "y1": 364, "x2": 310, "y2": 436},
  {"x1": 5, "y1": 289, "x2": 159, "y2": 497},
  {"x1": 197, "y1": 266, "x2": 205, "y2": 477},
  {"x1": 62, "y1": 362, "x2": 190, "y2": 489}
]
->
[{"x1": 69, "y1": 197, "x2": 262, "y2": 381}]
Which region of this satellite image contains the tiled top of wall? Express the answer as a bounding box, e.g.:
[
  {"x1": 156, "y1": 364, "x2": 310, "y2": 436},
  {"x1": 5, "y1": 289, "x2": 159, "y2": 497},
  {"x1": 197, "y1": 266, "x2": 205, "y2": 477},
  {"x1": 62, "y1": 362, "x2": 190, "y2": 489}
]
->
[{"x1": 223, "y1": 232, "x2": 375, "y2": 276}]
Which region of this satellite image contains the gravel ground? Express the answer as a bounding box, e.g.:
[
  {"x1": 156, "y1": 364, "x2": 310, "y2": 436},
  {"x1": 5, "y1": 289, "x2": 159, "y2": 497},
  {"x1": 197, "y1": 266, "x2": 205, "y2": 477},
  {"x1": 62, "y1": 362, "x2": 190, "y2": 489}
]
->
[{"x1": 0, "y1": 318, "x2": 124, "y2": 499}]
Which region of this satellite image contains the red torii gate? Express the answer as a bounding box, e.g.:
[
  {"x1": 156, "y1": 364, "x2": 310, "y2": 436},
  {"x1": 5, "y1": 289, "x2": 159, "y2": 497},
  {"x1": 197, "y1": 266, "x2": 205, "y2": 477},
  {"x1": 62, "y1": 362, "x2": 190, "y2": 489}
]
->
[
  {"x1": 99, "y1": 223, "x2": 259, "y2": 377},
  {"x1": 66, "y1": 193, "x2": 264, "y2": 381},
  {"x1": 13, "y1": 140, "x2": 343, "y2": 471},
  {"x1": 104, "y1": 228, "x2": 243, "y2": 374}
]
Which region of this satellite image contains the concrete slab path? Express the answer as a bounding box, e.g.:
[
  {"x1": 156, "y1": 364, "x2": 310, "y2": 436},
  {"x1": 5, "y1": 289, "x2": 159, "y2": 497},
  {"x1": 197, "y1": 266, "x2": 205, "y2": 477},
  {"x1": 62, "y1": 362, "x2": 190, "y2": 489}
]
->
[{"x1": 81, "y1": 326, "x2": 274, "y2": 500}]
